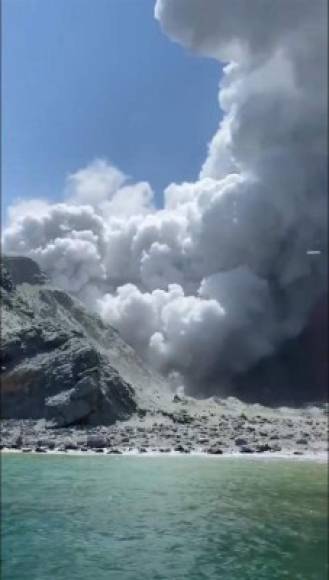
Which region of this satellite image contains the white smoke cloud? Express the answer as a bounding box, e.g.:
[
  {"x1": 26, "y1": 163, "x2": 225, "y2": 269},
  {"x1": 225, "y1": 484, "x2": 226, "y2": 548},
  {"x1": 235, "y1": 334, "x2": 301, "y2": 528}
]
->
[
  {"x1": 67, "y1": 158, "x2": 155, "y2": 218},
  {"x1": 3, "y1": 1, "x2": 327, "y2": 396}
]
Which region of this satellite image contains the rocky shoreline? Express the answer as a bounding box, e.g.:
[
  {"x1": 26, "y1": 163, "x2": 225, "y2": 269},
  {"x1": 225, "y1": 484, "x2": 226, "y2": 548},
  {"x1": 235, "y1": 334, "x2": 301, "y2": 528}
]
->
[
  {"x1": 2, "y1": 256, "x2": 328, "y2": 462},
  {"x1": 1, "y1": 403, "x2": 328, "y2": 458}
]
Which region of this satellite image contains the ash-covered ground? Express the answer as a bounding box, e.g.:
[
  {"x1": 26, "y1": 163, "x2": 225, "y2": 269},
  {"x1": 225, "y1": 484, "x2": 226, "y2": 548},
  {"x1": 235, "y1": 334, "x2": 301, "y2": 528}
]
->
[{"x1": 2, "y1": 397, "x2": 327, "y2": 457}]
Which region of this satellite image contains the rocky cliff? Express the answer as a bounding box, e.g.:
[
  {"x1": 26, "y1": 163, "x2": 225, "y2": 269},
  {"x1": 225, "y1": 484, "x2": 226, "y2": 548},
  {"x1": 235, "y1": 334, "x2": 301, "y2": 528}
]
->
[{"x1": 1, "y1": 257, "x2": 171, "y2": 427}]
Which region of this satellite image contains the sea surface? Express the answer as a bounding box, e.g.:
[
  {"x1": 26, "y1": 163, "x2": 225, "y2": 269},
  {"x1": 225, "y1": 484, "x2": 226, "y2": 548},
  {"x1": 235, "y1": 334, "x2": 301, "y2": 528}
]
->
[{"x1": 1, "y1": 454, "x2": 328, "y2": 580}]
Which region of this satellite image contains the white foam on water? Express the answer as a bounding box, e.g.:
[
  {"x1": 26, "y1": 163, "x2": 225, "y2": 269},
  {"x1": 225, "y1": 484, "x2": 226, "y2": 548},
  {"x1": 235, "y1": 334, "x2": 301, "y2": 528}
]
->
[{"x1": 2, "y1": 448, "x2": 327, "y2": 463}]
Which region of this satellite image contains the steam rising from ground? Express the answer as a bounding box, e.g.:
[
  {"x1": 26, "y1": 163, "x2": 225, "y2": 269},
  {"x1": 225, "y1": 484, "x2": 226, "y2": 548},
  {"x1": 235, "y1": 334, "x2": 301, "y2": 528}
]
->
[{"x1": 3, "y1": 0, "x2": 328, "y2": 395}]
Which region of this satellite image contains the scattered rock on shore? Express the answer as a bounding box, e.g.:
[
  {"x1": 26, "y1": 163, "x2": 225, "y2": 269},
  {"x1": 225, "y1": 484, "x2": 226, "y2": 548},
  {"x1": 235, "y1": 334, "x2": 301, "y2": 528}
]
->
[{"x1": 1, "y1": 403, "x2": 327, "y2": 457}]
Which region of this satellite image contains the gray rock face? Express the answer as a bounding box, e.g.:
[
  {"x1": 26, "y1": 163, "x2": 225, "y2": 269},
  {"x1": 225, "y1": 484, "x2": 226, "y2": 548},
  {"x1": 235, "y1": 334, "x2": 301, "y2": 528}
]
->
[{"x1": 1, "y1": 257, "x2": 170, "y2": 426}]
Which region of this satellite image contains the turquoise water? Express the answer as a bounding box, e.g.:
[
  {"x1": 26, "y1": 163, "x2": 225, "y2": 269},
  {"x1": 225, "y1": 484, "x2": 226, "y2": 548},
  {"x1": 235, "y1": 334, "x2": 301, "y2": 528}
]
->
[{"x1": 1, "y1": 455, "x2": 328, "y2": 580}]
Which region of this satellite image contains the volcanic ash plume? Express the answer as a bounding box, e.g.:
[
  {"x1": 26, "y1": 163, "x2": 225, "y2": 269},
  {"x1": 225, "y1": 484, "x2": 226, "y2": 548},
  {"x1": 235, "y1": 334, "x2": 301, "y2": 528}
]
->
[{"x1": 3, "y1": 0, "x2": 328, "y2": 396}]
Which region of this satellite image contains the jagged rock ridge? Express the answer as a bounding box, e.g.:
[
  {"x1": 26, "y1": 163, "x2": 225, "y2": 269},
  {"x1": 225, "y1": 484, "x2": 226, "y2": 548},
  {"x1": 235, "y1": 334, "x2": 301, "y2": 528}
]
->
[{"x1": 1, "y1": 257, "x2": 171, "y2": 427}]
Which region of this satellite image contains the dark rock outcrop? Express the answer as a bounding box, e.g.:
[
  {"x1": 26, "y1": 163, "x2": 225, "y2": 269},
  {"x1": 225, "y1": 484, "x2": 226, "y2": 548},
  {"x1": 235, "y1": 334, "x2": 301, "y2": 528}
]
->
[{"x1": 1, "y1": 257, "x2": 170, "y2": 426}]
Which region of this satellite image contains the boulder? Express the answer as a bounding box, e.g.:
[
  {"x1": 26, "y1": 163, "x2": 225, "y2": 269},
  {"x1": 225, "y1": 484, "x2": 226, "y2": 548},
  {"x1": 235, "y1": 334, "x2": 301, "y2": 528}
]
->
[
  {"x1": 207, "y1": 446, "x2": 223, "y2": 455},
  {"x1": 174, "y1": 444, "x2": 189, "y2": 453},
  {"x1": 256, "y1": 443, "x2": 271, "y2": 453},
  {"x1": 239, "y1": 445, "x2": 255, "y2": 453},
  {"x1": 235, "y1": 437, "x2": 248, "y2": 446},
  {"x1": 270, "y1": 443, "x2": 282, "y2": 452},
  {"x1": 63, "y1": 441, "x2": 79, "y2": 451},
  {"x1": 86, "y1": 435, "x2": 108, "y2": 449},
  {"x1": 296, "y1": 438, "x2": 308, "y2": 445},
  {"x1": 37, "y1": 439, "x2": 55, "y2": 450}
]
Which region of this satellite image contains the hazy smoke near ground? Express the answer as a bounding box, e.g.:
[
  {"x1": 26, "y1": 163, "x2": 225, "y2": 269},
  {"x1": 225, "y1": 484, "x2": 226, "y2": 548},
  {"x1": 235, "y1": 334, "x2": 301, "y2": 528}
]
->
[{"x1": 3, "y1": 0, "x2": 328, "y2": 396}]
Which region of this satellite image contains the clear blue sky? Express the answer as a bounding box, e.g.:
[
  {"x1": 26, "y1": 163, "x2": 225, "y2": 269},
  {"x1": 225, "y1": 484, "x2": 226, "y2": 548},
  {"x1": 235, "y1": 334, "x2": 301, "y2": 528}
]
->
[{"x1": 3, "y1": 0, "x2": 220, "y2": 214}]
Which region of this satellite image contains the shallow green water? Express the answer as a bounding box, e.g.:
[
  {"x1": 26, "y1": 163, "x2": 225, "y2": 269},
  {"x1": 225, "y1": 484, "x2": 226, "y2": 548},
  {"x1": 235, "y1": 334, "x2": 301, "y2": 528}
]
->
[{"x1": 1, "y1": 455, "x2": 328, "y2": 580}]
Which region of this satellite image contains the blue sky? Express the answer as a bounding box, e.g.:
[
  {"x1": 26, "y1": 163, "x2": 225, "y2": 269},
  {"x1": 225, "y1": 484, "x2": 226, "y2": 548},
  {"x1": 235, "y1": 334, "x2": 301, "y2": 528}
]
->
[{"x1": 3, "y1": 0, "x2": 220, "y2": 215}]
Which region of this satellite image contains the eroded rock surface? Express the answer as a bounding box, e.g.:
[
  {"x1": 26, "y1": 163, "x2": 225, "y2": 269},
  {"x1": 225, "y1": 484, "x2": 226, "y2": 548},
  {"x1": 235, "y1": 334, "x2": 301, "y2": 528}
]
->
[{"x1": 1, "y1": 257, "x2": 170, "y2": 426}]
